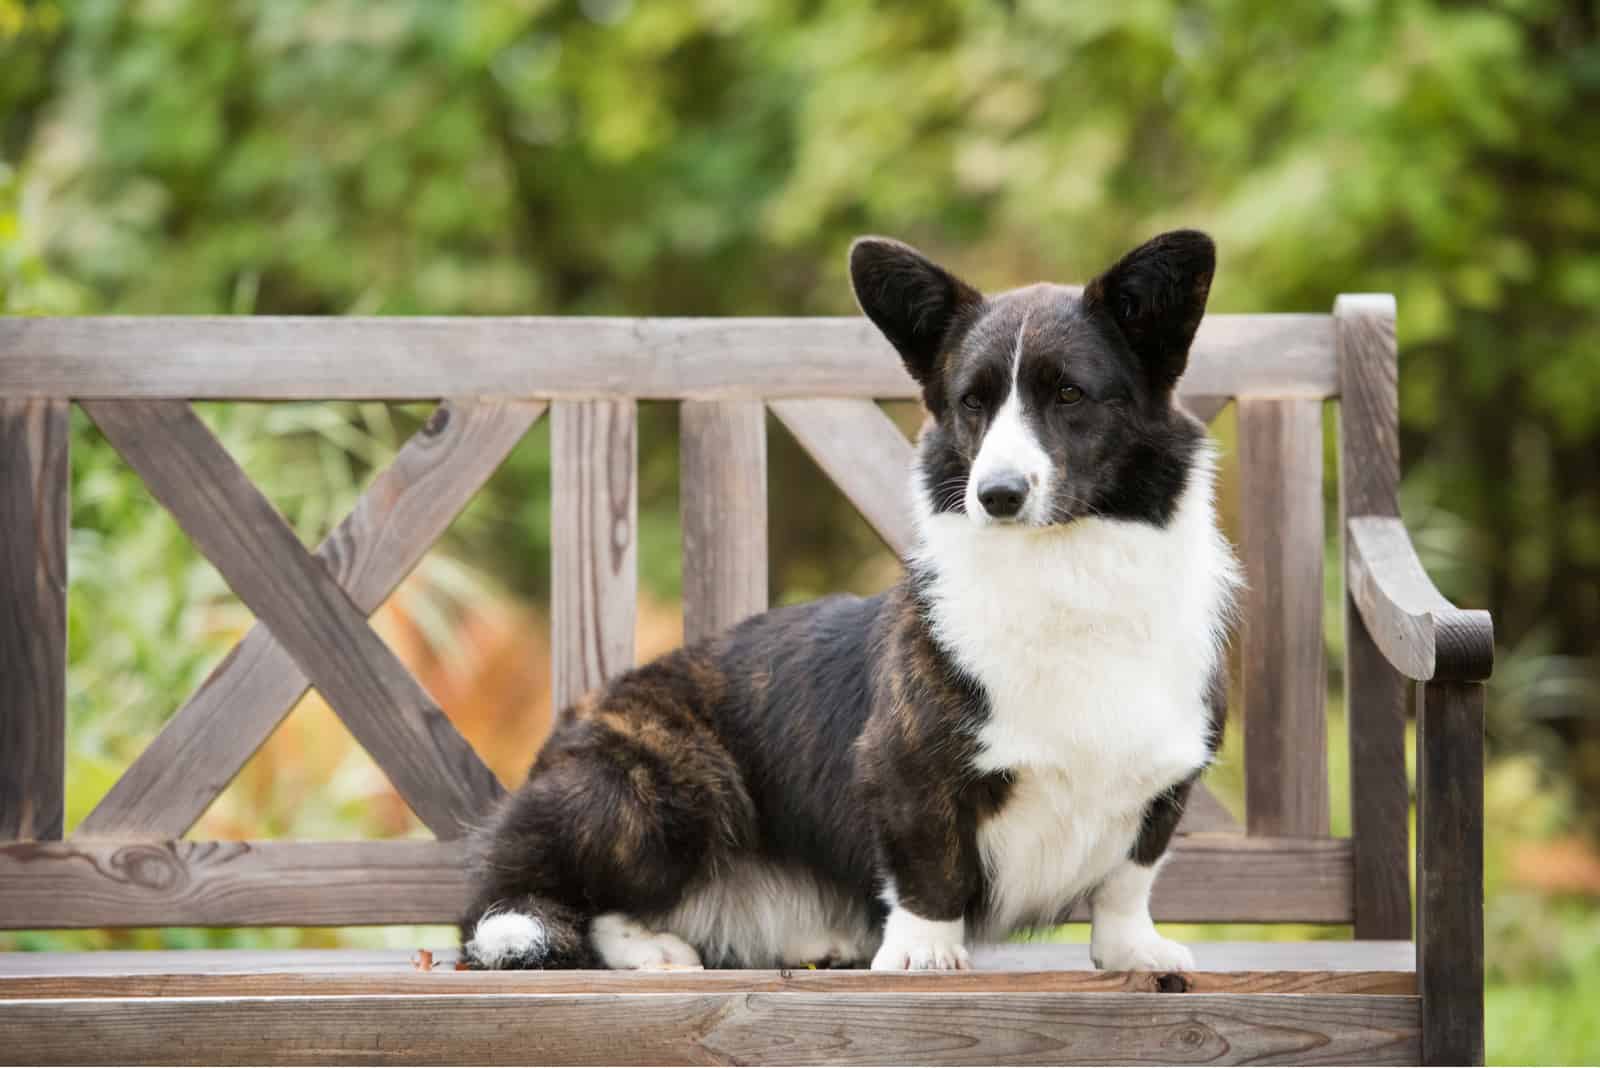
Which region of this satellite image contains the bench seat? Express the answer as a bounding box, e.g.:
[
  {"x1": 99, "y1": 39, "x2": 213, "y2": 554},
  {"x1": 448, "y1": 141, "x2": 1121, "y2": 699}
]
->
[{"x1": 0, "y1": 942, "x2": 1423, "y2": 1065}]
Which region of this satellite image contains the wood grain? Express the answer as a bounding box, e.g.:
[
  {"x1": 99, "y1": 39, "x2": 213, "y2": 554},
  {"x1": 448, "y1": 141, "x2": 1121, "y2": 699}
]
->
[
  {"x1": 80, "y1": 401, "x2": 502, "y2": 838},
  {"x1": 0, "y1": 836, "x2": 1353, "y2": 929},
  {"x1": 769, "y1": 397, "x2": 917, "y2": 556},
  {"x1": 0, "y1": 398, "x2": 68, "y2": 842},
  {"x1": 1237, "y1": 397, "x2": 1329, "y2": 838},
  {"x1": 0, "y1": 840, "x2": 469, "y2": 928},
  {"x1": 0, "y1": 314, "x2": 1336, "y2": 400},
  {"x1": 551, "y1": 399, "x2": 637, "y2": 710},
  {"x1": 1334, "y1": 293, "x2": 1412, "y2": 942},
  {"x1": 0, "y1": 967, "x2": 1415, "y2": 1001},
  {"x1": 0, "y1": 940, "x2": 1419, "y2": 982},
  {"x1": 1417, "y1": 680, "x2": 1485, "y2": 1066},
  {"x1": 77, "y1": 400, "x2": 543, "y2": 839},
  {"x1": 1347, "y1": 517, "x2": 1494, "y2": 682},
  {"x1": 680, "y1": 400, "x2": 767, "y2": 643},
  {"x1": 0, "y1": 991, "x2": 1421, "y2": 1065}
]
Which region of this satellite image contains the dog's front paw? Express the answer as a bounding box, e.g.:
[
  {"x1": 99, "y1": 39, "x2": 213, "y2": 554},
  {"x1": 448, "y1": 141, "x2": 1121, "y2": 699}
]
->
[
  {"x1": 871, "y1": 937, "x2": 971, "y2": 971},
  {"x1": 1091, "y1": 924, "x2": 1194, "y2": 972}
]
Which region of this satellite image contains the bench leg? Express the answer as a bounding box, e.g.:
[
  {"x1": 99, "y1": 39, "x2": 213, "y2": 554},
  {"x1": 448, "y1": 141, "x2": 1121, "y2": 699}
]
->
[{"x1": 1417, "y1": 679, "x2": 1485, "y2": 1066}]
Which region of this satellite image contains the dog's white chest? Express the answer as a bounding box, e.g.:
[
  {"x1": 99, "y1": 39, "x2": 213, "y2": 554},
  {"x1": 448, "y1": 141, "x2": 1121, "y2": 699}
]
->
[{"x1": 912, "y1": 455, "x2": 1237, "y2": 938}]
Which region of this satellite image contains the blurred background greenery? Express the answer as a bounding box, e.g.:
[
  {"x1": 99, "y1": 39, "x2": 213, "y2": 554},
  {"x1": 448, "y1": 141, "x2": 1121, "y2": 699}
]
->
[{"x1": 3, "y1": 0, "x2": 1599, "y2": 1062}]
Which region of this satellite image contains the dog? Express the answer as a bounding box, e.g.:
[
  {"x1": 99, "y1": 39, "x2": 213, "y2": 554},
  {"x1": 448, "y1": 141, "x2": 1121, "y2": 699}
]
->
[{"x1": 460, "y1": 230, "x2": 1239, "y2": 972}]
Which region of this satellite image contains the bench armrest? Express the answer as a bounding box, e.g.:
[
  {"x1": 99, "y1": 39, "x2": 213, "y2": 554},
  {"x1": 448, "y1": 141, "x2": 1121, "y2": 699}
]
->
[{"x1": 1347, "y1": 515, "x2": 1494, "y2": 682}]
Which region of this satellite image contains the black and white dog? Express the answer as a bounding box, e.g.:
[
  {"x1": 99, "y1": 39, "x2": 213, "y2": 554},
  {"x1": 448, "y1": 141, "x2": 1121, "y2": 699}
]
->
[{"x1": 461, "y1": 230, "x2": 1240, "y2": 972}]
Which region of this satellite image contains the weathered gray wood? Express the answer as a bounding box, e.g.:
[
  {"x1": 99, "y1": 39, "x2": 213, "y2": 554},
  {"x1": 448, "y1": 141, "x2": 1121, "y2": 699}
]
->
[
  {"x1": 80, "y1": 401, "x2": 502, "y2": 838},
  {"x1": 0, "y1": 942, "x2": 1416, "y2": 1001},
  {"x1": 0, "y1": 968, "x2": 1419, "y2": 1000},
  {"x1": 1335, "y1": 293, "x2": 1413, "y2": 941},
  {"x1": 1417, "y1": 680, "x2": 1485, "y2": 1066},
  {"x1": 0, "y1": 398, "x2": 68, "y2": 842},
  {"x1": 0, "y1": 840, "x2": 469, "y2": 927},
  {"x1": 551, "y1": 399, "x2": 637, "y2": 710},
  {"x1": 1178, "y1": 783, "x2": 1243, "y2": 834},
  {"x1": 769, "y1": 397, "x2": 917, "y2": 556},
  {"x1": 1182, "y1": 394, "x2": 1231, "y2": 424},
  {"x1": 0, "y1": 314, "x2": 1337, "y2": 400},
  {"x1": 1237, "y1": 396, "x2": 1329, "y2": 838},
  {"x1": 0, "y1": 836, "x2": 1353, "y2": 929},
  {"x1": 0, "y1": 991, "x2": 1422, "y2": 1065},
  {"x1": 77, "y1": 400, "x2": 543, "y2": 839},
  {"x1": 680, "y1": 400, "x2": 767, "y2": 643},
  {"x1": 1347, "y1": 517, "x2": 1494, "y2": 682}
]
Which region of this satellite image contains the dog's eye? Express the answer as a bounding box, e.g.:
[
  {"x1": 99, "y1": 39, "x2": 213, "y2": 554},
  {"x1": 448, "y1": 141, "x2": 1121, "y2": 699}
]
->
[
  {"x1": 1057, "y1": 384, "x2": 1084, "y2": 406},
  {"x1": 960, "y1": 393, "x2": 982, "y2": 412}
]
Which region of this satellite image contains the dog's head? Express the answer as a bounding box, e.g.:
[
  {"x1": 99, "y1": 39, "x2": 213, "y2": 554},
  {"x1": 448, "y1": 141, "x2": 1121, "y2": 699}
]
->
[{"x1": 850, "y1": 231, "x2": 1214, "y2": 529}]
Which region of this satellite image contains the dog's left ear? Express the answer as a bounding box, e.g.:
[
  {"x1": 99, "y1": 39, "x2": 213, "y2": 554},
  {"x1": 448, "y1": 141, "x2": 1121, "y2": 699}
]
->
[{"x1": 1084, "y1": 230, "x2": 1215, "y2": 392}]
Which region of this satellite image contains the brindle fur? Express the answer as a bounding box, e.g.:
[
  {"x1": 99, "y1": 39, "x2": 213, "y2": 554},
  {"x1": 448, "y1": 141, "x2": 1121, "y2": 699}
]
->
[{"x1": 461, "y1": 231, "x2": 1230, "y2": 968}]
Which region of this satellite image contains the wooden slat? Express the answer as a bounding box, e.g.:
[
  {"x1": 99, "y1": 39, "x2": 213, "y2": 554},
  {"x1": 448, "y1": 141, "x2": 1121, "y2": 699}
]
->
[
  {"x1": 0, "y1": 945, "x2": 1416, "y2": 999},
  {"x1": 0, "y1": 314, "x2": 1337, "y2": 401},
  {"x1": 680, "y1": 400, "x2": 767, "y2": 643},
  {"x1": 1347, "y1": 517, "x2": 1494, "y2": 683},
  {"x1": 0, "y1": 836, "x2": 1351, "y2": 929},
  {"x1": 551, "y1": 399, "x2": 637, "y2": 710},
  {"x1": 1177, "y1": 784, "x2": 1243, "y2": 834},
  {"x1": 1335, "y1": 293, "x2": 1412, "y2": 941},
  {"x1": 769, "y1": 397, "x2": 916, "y2": 556},
  {"x1": 0, "y1": 969, "x2": 1417, "y2": 999},
  {"x1": 1237, "y1": 396, "x2": 1329, "y2": 838},
  {"x1": 0, "y1": 398, "x2": 68, "y2": 841},
  {"x1": 1182, "y1": 394, "x2": 1231, "y2": 424},
  {"x1": 0, "y1": 991, "x2": 1421, "y2": 1066},
  {"x1": 0, "y1": 840, "x2": 469, "y2": 927},
  {"x1": 1417, "y1": 680, "x2": 1485, "y2": 1066},
  {"x1": 77, "y1": 400, "x2": 543, "y2": 839},
  {"x1": 80, "y1": 401, "x2": 502, "y2": 838}
]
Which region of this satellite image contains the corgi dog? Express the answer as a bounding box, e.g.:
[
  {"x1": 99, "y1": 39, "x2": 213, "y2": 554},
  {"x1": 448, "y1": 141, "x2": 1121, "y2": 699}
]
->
[{"x1": 461, "y1": 230, "x2": 1239, "y2": 973}]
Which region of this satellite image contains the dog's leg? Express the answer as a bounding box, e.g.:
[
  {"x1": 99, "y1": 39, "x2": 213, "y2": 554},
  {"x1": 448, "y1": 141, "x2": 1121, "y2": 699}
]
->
[
  {"x1": 1088, "y1": 859, "x2": 1194, "y2": 971},
  {"x1": 590, "y1": 914, "x2": 703, "y2": 969}
]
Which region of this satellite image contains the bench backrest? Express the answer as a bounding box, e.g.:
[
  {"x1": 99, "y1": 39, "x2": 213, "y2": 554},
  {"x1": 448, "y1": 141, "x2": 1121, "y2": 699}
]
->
[{"x1": 0, "y1": 298, "x2": 1409, "y2": 938}]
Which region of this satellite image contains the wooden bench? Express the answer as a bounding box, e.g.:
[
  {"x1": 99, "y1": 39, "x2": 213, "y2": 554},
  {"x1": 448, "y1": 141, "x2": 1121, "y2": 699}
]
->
[{"x1": 0, "y1": 300, "x2": 1491, "y2": 1065}]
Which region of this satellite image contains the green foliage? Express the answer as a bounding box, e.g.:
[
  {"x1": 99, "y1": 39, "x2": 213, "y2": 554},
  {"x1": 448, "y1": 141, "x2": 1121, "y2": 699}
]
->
[{"x1": 5, "y1": 3, "x2": 1600, "y2": 1059}]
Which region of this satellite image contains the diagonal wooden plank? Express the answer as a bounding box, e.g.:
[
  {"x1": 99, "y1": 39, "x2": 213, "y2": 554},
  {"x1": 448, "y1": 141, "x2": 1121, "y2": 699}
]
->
[
  {"x1": 769, "y1": 398, "x2": 916, "y2": 557},
  {"x1": 77, "y1": 400, "x2": 543, "y2": 839},
  {"x1": 81, "y1": 400, "x2": 504, "y2": 839},
  {"x1": 0, "y1": 399, "x2": 69, "y2": 842},
  {"x1": 1178, "y1": 782, "x2": 1243, "y2": 835}
]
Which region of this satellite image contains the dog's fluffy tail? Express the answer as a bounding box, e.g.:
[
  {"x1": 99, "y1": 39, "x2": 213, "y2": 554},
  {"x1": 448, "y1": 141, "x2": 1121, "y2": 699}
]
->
[{"x1": 460, "y1": 894, "x2": 596, "y2": 970}]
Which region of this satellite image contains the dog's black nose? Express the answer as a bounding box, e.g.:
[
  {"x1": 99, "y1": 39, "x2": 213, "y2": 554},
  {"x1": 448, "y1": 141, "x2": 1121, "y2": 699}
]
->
[{"x1": 977, "y1": 474, "x2": 1029, "y2": 519}]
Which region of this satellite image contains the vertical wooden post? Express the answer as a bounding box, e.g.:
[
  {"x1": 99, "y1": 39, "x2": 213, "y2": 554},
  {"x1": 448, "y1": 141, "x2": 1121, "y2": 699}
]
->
[
  {"x1": 1336, "y1": 294, "x2": 1413, "y2": 940},
  {"x1": 680, "y1": 400, "x2": 767, "y2": 644},
  {"x1": 1237, "y1": 396, "x2": 1329, "y2": 837},
  {"x1": 551, "y1": 399, "x2": 637, "y2": 711},
  {"x1": 0, "y1": 398, "x2": 69, "y2": 841},
  {"x1": 1417, "y1": 679, "x2": 1485, "y2": 1066}
]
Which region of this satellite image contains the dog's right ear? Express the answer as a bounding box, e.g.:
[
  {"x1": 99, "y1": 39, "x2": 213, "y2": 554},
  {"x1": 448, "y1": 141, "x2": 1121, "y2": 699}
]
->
[{"x1": 850, "y1": 237, "x2": 982, "y2": 393}]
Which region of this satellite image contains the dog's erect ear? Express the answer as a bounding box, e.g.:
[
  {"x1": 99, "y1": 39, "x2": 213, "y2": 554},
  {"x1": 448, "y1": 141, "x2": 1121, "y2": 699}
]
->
[
  {"x1": 1084, "y1": 230, "x2": 1215, "y2": 392},
  {"x1": 850, "y1": 237, "x2": 982, "y2": 392}
]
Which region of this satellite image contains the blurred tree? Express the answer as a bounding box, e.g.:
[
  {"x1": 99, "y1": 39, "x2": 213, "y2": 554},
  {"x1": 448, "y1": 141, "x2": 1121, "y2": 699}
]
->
[{"x1": 4, "y1": 0, "x2": 1600, "y2": 815}]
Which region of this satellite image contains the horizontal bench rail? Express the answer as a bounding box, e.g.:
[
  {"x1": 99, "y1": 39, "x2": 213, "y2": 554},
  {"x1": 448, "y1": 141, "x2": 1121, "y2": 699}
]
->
[
  {"x1": 0, "y1": 314, "x2": 1337, "y2": 400},
  {"x1": 0, "y1": 835, "x2": 1352, "y2": 929}
]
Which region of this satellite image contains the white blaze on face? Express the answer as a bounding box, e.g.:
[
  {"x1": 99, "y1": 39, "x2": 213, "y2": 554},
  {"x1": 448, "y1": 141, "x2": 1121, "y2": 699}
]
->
[{"x1": 964, "y1": 308, "x2": 1054, "y2": 525}]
